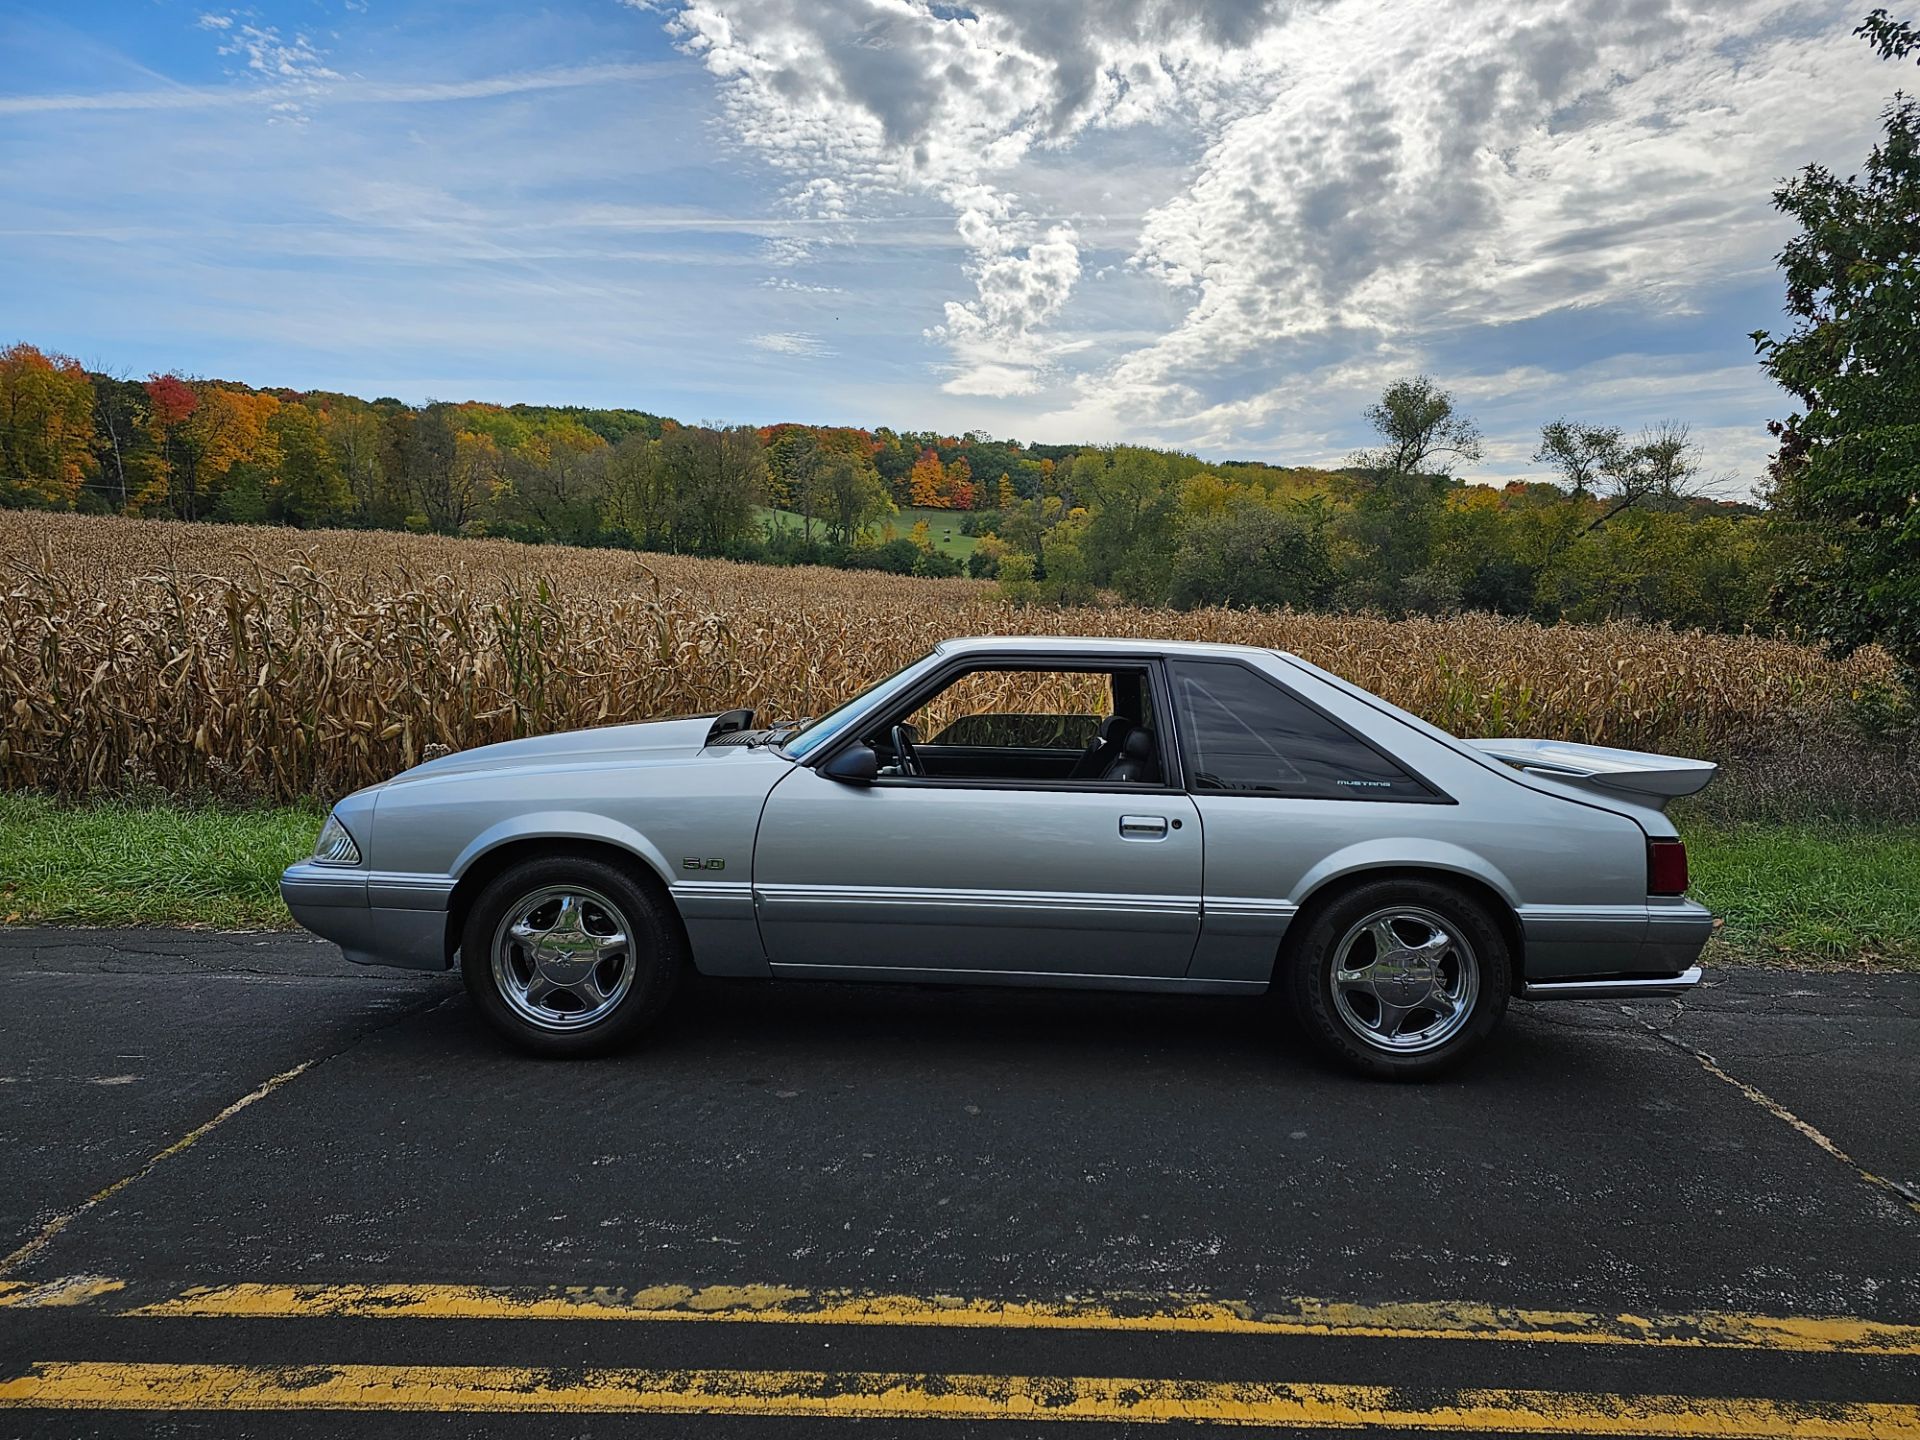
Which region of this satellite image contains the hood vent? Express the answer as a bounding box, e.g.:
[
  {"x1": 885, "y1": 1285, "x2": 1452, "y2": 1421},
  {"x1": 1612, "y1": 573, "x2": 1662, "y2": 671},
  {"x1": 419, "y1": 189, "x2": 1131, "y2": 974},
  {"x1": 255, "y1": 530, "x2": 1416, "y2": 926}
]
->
[
  {"x1": 704, "y1": 729, "x2": 775, "y2": 748},
  {"x1": 704, "y1": 708, "x2": 756, "y2": 745}
]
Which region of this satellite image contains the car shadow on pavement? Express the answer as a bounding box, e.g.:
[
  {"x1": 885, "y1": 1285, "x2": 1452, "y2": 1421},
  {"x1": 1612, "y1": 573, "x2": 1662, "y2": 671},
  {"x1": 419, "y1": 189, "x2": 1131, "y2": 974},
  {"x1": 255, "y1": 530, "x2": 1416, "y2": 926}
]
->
[{"x1": 411, "y1": 970, "x2": 1658, "y2": 1096}]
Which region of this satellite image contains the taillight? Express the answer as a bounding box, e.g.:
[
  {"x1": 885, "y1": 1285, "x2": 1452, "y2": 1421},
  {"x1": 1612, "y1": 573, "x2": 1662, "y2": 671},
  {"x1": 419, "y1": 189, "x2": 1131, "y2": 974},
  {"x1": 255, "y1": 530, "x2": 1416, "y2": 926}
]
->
[{"x1": 1648, "y1": 839, "x2": 1688, "y2": 895}]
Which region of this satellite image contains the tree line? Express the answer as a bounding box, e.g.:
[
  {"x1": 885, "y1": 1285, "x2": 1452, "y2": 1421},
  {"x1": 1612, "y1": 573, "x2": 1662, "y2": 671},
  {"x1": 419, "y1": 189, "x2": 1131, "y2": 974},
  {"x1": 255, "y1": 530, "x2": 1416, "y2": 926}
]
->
[
  {"x1": 0, "y1": 355, "x2": 1080, "y2": 579},
  {"x1": 0, "y1": 344, "x2": 1793, "y2": 631},
  {"x1": 980, "y1": 387, "x2": 1791, "y2": 641}
]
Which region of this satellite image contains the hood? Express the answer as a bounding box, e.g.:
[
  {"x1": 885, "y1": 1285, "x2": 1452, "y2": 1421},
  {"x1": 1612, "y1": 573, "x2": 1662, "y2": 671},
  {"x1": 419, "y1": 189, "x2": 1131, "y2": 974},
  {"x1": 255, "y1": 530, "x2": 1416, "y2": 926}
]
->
[{"x1": 389, "y1": 714, "x2": 725, "y2": 784}]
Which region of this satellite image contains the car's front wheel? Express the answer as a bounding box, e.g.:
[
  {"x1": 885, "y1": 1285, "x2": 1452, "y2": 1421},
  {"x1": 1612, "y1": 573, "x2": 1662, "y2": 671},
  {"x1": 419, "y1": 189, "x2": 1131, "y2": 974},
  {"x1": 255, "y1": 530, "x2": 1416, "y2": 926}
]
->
[
  {"x1": 1284, "y1": 878, "x2": 1510, "y2": 1079},
  {"x1": 460, "y1": 854, "x2": 683, "y2": 1057}
]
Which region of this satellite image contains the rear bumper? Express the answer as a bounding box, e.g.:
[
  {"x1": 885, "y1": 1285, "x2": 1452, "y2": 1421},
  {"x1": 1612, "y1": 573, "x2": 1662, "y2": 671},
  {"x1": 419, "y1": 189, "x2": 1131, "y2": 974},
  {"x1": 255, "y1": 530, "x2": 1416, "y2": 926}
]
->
[
  {"x1": 280, "y1": 861, "x2": 450, "y2": 971},
  {"x1": 1516, "y1": 897, "x2": 1713, "y2": 1000}
]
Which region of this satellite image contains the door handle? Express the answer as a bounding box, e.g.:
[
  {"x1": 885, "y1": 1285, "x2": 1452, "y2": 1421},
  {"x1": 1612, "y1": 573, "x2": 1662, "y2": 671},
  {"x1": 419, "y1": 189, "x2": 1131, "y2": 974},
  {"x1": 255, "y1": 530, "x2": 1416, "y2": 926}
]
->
[{"x1": 1118, "y1": 814, "x2": 1169, "y2": 840}]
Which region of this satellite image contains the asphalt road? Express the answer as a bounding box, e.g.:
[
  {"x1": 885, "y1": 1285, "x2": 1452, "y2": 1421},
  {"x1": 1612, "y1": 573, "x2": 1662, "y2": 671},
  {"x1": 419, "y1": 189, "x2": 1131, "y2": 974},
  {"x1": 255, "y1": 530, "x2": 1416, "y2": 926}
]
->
[{"x1": 1, "y1": 927, "x2": 1916, "y2": 1437}]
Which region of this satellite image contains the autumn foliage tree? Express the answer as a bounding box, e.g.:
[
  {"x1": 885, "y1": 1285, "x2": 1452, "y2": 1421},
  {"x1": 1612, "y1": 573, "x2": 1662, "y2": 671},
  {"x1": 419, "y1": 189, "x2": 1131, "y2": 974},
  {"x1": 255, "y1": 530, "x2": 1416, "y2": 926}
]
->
[
  {"x1": 0, "y1": 343, "x2": 96, "y2": 508},
  {"x1": 907, "y1": 448, "x2": 946, "y2": 507},
  {"x1": 141, "y1": 374, "x2": 198, "y2": 514},
  {"x1": 181, "y1": 385, "x2": 279, "y2": 521}
]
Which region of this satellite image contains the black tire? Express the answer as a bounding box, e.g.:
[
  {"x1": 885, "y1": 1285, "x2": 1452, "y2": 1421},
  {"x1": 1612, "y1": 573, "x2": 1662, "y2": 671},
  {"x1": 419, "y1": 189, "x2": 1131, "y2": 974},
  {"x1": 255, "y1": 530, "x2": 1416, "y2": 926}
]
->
[
  {"x1": 460, "y1": 854, "x2": 684, "y2": 1058},
  {"x1": 1282, "y1": 877, "x2": 1510, "y2": 1080}
]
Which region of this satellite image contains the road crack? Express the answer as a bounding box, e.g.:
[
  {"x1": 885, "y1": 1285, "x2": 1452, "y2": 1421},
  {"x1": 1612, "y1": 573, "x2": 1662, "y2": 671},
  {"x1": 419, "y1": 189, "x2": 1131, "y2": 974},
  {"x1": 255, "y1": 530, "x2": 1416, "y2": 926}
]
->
[
  {"x1": 0, "y1": 988, "x2": 456, "y2": 1276},
  {"x1": 1623, "y1": 1004, "x2": 1920, "y2": 1220}
]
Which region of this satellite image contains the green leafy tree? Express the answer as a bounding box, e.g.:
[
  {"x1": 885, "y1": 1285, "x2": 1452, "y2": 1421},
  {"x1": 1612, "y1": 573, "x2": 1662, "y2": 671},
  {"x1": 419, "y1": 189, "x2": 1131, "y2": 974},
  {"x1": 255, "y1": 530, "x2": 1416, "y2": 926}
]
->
[
  {"x1": 659, "y1": 424, "x2": 765, "y2": 553},
  {"x1": 1342, "y1": 376, "x2": 1483, "y2": 609},
  {"x1": 382, "y1": 404, "x2": 477, "y2": 534},
  {"x1": 267, "y1": 401, "x2": 350, "y2": 526},
  {"x1": 602, "y1": 434, "x2": 671, "y2": 546},
  {"x1": 498, "y1": 416, "x2": 608, "y2": 544},
  {"x1": 1354, "y1": 375, "x2": 1484, "y2": 478},
  {"x1": 765, "y1": 428, "x2": 822, "y2": 539},
  {"x1": 1168, "y1": 501, "x2": 1336, "y2": 611},
  {"x1": 88, "y1": 373, "x2": 154, "y2": 515},
  {"x1": 1754, "y1": 10, "x2": 1920, "y2": 676},
  {"x1": 316, "y1": 394, "x2": 399, "y2": 526},
  {"x1": 1534, "y1": 419, "x2": 1622, "y2": 500},
  {"x1": 817, "y1": 449, "x2": 893, "y2": 544},
  {"x1": 1070, "y1": 446, "x2": 1201, "y2": 602}
]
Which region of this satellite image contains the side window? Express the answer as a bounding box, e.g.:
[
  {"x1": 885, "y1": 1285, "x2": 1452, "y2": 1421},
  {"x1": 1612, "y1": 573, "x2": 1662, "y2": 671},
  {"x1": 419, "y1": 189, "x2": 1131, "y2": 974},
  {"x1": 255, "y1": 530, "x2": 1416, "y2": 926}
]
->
[
  {"x1": 1169, "y1": 661, "x2": 1436, "y2": 802},
  {"x1": 903, "y1": 670, "x2": 1109, "y2": 750}
]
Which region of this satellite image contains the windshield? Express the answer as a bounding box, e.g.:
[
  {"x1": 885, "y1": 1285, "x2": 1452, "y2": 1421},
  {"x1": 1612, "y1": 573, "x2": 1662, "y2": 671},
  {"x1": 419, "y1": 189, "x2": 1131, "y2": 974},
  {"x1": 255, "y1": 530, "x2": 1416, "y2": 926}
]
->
[{"x1": 779, "y1": 655, "x2": 931, "y2": 759}]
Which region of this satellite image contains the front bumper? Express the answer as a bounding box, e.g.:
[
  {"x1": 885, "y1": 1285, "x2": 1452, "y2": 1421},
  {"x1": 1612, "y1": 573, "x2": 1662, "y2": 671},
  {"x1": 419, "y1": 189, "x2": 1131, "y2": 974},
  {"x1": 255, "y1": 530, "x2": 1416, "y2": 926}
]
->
[{"x1": 281, "y1": 861, "x2": 450, "y2": 971}]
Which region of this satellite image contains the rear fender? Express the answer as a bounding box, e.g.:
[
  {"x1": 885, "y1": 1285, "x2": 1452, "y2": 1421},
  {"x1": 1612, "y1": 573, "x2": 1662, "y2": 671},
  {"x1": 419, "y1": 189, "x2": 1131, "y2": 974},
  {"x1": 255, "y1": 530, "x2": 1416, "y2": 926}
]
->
[{"x1": 1293, "y1": 839, "x2": 1521, "y2": 912}]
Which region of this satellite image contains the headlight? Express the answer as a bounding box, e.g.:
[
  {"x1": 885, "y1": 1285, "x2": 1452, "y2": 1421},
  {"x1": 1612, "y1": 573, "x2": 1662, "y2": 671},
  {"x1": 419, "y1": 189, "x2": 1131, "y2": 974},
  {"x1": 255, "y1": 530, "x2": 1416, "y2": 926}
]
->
[{"x1": 311, "y1": 813, "x2": 362, "y2": 866}]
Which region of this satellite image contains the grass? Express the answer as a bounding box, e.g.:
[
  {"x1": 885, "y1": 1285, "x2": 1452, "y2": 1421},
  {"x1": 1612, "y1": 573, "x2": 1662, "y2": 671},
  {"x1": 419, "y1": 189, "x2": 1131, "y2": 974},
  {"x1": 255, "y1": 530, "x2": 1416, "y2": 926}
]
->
[
  {"x1": 890, "y1": 506, "x2": 980, "y2": 558},
  {"x1": 1688, "y1": 822, "x2": 1920, "y2": 969},
  {"x1": 0, "y1": 794, "x2": 322, "y2": 930},
  {"x1": 1, "y1": 796, "x2": 1915, "y2": 970}
]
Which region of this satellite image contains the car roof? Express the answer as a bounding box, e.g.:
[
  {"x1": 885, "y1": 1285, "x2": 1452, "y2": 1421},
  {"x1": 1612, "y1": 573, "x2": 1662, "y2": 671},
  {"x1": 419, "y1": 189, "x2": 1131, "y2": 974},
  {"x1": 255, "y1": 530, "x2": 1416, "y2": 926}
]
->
[{"x1": 935, "y1": 635, "x2": 1296, "y2": 662}]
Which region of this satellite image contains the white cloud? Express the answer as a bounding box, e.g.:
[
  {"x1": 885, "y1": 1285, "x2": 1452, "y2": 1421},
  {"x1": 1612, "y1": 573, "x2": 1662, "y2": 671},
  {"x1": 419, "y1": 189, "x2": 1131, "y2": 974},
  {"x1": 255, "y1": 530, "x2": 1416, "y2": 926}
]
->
[
  {"x1": 644, "y1": 0, "x2": 1888, "y2": 474},
  {"x1": 751, "y1": 331, "x2": 834, "y2": 356},
  {"x1": 762, "y1": 276, "x2": 845, "y2": 294},
  {"x1": 656, "y1": 0, "x2": 1297, "y2": 394},
  {"x1": 1078, "y1": 0, "x2": 1884, "y2": 439},
  {"x1": 211, "y1": 17, "x2": 340, "y2": 86}
]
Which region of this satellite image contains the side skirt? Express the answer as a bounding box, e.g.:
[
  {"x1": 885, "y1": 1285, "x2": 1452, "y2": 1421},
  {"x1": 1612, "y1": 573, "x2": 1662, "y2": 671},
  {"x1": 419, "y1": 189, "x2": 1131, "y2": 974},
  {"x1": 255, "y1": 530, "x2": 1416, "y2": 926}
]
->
[{"x1": 765, "y1": 962, "x2": 1267, "y2": 996}]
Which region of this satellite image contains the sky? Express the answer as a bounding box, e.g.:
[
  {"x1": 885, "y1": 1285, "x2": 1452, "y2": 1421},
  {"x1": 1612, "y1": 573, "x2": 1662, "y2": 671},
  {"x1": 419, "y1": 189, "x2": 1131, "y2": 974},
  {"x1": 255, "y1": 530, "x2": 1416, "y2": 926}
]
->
[{"x1": 0, "y1": 0, "x2": 1895, "y2": 488}]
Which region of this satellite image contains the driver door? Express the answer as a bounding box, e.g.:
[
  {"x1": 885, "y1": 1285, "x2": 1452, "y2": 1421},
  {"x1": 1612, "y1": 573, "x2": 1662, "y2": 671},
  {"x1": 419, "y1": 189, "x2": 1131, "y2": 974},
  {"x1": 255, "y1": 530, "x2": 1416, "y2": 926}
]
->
[{"x1": 751, "y1": 658, "x2": 1203, "y2": 981}]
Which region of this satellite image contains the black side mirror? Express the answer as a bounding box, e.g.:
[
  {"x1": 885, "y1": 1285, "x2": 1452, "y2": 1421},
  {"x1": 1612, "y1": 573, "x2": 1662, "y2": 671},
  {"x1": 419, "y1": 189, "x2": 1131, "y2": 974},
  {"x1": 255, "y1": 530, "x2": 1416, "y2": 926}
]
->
[{"x1": 819, "y1": 744, "x2": 879, "y2": 784}]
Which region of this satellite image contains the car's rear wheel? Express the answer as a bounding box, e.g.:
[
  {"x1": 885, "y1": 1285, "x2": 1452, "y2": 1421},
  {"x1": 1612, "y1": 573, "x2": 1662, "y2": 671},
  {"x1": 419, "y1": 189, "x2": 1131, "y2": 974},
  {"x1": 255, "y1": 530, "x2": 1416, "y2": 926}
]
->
[
  {"x1": 1284, "y1": 877, "x2": 1510, "y2": 1079},
  {"x1": 460, "y1": 854, "x2": 682, "y2": 1057}
]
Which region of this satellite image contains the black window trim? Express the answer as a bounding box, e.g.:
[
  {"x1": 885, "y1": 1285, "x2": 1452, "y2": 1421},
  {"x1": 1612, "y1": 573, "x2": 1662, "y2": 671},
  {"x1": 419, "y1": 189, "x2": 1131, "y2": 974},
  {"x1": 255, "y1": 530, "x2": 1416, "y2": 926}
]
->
[
  {"x1": 801, "y1": 650, "x2": 1188, "y2": 796},
  {"x1": 1165, "y1": 656, "x2": 1456, "y2": 806}
]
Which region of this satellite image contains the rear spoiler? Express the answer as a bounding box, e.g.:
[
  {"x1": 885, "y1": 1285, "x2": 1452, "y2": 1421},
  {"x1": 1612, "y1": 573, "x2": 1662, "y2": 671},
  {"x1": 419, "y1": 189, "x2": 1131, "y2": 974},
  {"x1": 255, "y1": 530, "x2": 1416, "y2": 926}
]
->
[{"x1": 1465, "y1": 738, "x2": 1716, "y2": 801}]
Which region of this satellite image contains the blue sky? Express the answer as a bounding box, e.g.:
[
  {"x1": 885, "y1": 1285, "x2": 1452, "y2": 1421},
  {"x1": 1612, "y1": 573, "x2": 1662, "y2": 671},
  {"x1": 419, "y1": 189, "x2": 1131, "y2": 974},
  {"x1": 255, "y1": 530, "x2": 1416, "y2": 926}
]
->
[{"x1": 0, "y1": 0, "x2": 1895, "y2": 488}]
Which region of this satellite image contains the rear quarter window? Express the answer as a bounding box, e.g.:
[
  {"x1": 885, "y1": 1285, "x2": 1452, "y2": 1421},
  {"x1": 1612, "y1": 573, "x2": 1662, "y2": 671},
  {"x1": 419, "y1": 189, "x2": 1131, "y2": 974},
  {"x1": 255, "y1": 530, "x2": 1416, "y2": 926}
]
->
[{"x1": 1169, "y1": 660, "x2": 1439, "y2": 802}]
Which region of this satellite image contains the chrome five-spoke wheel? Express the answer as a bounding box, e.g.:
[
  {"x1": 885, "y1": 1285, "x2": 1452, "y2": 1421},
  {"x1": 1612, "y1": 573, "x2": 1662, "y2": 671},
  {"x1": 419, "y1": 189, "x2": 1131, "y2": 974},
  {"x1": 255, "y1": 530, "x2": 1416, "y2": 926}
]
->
[
  {"x1": 1328, "y1": 905, "x2": 1480, "y2": 1054},
  {"x1": 491, "y1": 885, "x2": 637, "y2": 1031}
]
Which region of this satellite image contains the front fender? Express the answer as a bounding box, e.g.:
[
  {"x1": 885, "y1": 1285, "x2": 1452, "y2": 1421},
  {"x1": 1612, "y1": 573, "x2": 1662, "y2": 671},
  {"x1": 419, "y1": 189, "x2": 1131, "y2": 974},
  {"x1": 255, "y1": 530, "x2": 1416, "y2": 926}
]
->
[{"x1": 450, "y1": 811, "x2": 676, "y2": 889}]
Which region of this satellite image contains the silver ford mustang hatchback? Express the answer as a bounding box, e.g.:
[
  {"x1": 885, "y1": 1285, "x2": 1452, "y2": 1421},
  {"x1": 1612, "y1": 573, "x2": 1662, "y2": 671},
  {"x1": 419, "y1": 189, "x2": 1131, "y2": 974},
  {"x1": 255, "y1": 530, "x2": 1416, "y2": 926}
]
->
[{"x1": 283, "y1": 636, "x2": 1715, "y2": 1078}]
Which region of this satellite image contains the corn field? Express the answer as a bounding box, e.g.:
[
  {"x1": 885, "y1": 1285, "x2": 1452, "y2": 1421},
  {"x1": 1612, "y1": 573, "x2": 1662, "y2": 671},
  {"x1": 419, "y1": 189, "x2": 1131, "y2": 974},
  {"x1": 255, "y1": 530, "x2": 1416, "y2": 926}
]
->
[{"x1": 1, "y1": 511, "x2": 1900, "y2": 804}]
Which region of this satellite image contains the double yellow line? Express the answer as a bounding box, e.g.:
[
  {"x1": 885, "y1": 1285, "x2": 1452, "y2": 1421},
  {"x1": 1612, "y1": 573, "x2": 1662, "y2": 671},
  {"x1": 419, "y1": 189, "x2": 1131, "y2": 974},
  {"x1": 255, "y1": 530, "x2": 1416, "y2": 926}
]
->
[
  {"x1": 4, "y1": 1363, "x2": 1916, "y2": 1433},
  {"x1": 113, "y1": 1280, "x2": 1920, "y2": 1355},
  {"x1": 3, "y1": 1279, "x2": 1917, "y2": 1433}
]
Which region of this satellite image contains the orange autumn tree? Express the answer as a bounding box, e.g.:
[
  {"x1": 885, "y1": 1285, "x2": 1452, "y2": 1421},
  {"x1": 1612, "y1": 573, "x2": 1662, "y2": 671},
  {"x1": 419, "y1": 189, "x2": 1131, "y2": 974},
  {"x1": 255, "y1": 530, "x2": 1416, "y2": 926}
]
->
[
  {"x1": 907, "y1": 448, "x2": 946, "y2": 507},
  {"x1": 905, "y1": 447, "x2": 978, "y2": 509},
  {"x1": 0, "y1": 342, "x2": 96, "y2": 508},
  {"x1": 150, "y1": 382, "x2": 279, "y2": 520},
  {"x1": 944, "y1": 454, "x2": 974, "y2": 510}
]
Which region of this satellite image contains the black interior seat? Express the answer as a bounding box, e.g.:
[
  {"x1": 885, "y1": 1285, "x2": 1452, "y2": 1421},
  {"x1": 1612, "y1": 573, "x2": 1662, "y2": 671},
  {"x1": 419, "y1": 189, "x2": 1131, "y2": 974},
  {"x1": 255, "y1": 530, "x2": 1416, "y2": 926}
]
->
[
  {"x1": 1068, "y1": 716, "x2": 1131, "y2": 779},
  {"x1": 1101, "y1": 726, "x2": 1157, "y2": 783}
]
